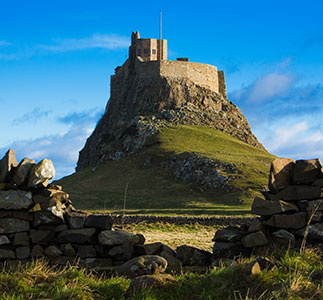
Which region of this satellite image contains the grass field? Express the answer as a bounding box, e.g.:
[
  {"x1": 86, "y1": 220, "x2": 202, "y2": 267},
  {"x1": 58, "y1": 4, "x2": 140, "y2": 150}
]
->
[{"x1": 57, "y1": 125, "x2": 275, "y2": 213}]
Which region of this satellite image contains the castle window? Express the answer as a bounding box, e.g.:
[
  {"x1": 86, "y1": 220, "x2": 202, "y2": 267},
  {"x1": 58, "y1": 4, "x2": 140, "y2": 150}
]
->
[
  {"x1": 137, "y1": 49, "x2": 142, "y2": 56},
  {"x1": 152, "y1": 49, "x2": 156, "y2": 55},
  {"x1": 144, "y1": 49, "x2": 149, "y2": 55}
]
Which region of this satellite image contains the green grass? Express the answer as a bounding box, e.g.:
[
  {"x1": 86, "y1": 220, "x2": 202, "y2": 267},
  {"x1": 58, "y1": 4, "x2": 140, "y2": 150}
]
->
[
  {"x1": 0, "y1": 248, "x2": 321, "y2": 300},
  {"x1": 57, "y1": 125, "x2": 275, "y2": 213}
]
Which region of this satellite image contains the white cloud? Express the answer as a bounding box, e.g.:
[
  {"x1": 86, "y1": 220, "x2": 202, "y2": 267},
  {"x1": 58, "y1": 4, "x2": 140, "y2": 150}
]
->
[
  {"x1": 39, "y1": 34, "x2": 129, "y2": 52},
  {"x1": 276, "y1": 57, "x2": 292, "y2": 68},
  {"x1": 266, "y1": 121, "x2": 309, "y2": 152},
  {"x1": 246, "y1": 72, "x2": 296, "y2": 103},
  {"x1": 0, "y1": 108, "x2": 103, "y2": 179}
]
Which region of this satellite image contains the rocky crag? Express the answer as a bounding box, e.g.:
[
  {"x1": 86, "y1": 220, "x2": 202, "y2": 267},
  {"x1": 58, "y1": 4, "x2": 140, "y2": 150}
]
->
[
  {"x1": 77, "y1": 76, "x2": 265, "y2": 171},
  {"x1": 76, "y1": 31, "x2": 265, "y2": 174}
]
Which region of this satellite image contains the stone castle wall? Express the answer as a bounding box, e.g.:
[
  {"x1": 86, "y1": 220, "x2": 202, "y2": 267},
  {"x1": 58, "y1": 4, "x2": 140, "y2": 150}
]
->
[
  {"x1": 159, "y1": 60, "x2": 220, "y2": 95},
  {"x1": 110, "y1": 58, "x2": 226, "y2": 99}
]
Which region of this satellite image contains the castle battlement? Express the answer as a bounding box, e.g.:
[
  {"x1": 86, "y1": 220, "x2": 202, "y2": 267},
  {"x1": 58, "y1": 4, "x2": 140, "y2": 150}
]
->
[{"x1": 111, "y1": 31, "x2": 227, "y2": 99}]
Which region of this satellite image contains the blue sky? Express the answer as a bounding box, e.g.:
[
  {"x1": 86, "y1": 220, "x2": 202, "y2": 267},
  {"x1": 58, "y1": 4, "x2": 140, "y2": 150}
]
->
[{"x1": 0, "y1": 0, "x2": 322, "y2": 179}]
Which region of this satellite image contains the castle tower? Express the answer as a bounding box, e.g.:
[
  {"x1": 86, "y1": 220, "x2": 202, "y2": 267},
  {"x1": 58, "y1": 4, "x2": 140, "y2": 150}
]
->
[{"x1": 129, "y1": 31, "x2": 167, "y2": 62}]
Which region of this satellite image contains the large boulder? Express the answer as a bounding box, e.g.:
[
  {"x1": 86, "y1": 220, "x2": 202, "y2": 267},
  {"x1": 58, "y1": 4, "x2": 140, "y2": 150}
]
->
[
  {"x1": 0, "y1": 190, "x2": 33, "y2": 210},
  {"x1": 11, "y1": 158, "x2": 35, "y2": 186},
  {"x1": 115, "y1": 255, "x2": 168, "y2": 278},
  {"x1": 28, "y1": 159, "x2": 55, "y2": 187},
  {"x1": 0, "y1": 149, "x2": 18, "y2": 183},
  {"x1": 268, "y1": 158, "x2": 295, "y2": 192},
  {"x1": 293, "y1": 159, "x2": 322, "y2": 185},
  {"x1": 251, "y1": 196, "x2": 298, "y2": 215}
]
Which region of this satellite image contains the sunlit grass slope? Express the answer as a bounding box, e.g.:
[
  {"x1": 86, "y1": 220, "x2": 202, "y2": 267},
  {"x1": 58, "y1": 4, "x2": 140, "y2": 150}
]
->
[{"x1": 57, "y1": 125, "x2": 275, "y2": 214}]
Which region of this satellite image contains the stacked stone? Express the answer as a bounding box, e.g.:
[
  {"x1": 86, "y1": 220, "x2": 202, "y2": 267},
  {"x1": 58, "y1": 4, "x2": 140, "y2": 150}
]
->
[
  {"x1": 0, "y1": 149, "x2": 146, "y2": 269},
  {"x1": 212, "y1": 158, "x2": 323, "y2": 257}
]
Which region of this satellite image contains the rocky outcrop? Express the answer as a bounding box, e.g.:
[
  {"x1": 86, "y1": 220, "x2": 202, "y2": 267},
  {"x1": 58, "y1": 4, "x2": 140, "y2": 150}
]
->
[{"x1": 77, "y1": 74, "x2": 265, "y2": 170}]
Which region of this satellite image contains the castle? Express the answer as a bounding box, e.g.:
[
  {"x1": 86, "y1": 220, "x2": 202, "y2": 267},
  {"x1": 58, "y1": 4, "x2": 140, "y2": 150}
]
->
[{"x1": 110, "y1": 31, "x2": 227, "y2": 100}]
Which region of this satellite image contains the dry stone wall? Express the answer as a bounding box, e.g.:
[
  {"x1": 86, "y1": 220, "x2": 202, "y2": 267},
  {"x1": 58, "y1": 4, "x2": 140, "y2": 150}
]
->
[
  {"x1": 211, "y1": 158, "x2": 323, "y2": 257},
  {"x1": 0, "y1": 149, "x2": 147, "y2": 270}
]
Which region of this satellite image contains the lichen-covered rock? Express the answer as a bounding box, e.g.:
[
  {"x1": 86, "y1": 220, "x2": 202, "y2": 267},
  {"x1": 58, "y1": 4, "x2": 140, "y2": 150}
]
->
[
  {"x1": 0, "y1": 235, "x2": 10, "y2": 245},
  {"x1": 0, "y1": 190, "x2": 33, "y2": 210},
  {"x1": 0, "y1": 218, "x2": 30, "y2": 234},
  {"x1": 28, "y1": 159, "x2": 55, "y2": 187},
  {"x1": 296, "y1": 223, "x2": 323, "y2": 241},
  {"x1": 272, "y1": 229, "x2": 296, "y2": 248}
]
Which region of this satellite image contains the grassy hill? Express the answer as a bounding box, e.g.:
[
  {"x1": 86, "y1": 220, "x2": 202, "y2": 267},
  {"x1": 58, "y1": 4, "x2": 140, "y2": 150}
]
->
[{"x1": 57, "y1": 125, "x2": 275, "y2": 215}]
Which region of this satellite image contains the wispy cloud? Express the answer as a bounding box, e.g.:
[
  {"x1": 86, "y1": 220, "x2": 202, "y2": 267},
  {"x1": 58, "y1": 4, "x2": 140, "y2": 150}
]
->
[
  {"x1": 58, "y1": 109, "x2": 103, "y2": 125},
  {"x1": 0, "y1": 40, "x2": 12, "y2": 47},
  {"x1": 0, "y1": 33, "x2": 129, "y2": 60},
  {"x1": 266, "y1": 121, "x2": 309, "y2": 152},
  {"x1": 12, "y1": 108, "x2": 51, "y2": 125},
  {"x1": 231, "y1": 72, "x2": 296, "y2": 103},
  {"x1": 229, "y1": 69, "x2": 323, "y2": 160},
  {"x1": 1, "y1": 108, "x2": 103, "y2": 179},
  {"x1": 39, "y1": 34, "x2": 129, "y2": 52}
]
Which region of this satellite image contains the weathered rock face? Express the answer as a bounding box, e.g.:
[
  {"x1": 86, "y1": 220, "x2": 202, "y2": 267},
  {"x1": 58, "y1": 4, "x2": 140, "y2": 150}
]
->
[{"x1": 77, "y1": 73, "x2": 265, "y2": 170}]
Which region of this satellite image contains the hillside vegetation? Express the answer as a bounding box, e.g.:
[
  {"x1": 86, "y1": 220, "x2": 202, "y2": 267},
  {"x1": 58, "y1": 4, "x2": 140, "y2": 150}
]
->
[{"x1": 57, "y1": 125, "x2": 275, "y2": 214}]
